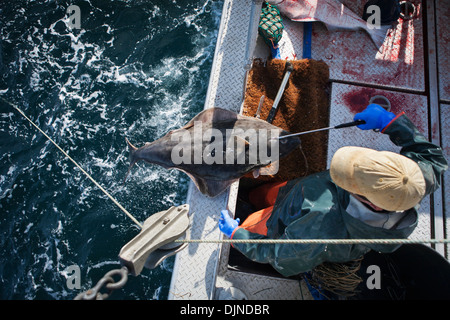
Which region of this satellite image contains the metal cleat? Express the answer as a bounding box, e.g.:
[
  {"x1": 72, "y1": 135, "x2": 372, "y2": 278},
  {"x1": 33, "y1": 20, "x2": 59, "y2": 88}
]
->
[{"x1": 119, "y1": 204, "x2": 190, "y2": 276}]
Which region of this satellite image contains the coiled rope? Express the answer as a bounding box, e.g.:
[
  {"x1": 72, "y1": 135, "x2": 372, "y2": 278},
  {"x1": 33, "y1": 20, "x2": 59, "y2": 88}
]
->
[{"x1": 5, "y1": 97, "x2": 448, "y2": 246}]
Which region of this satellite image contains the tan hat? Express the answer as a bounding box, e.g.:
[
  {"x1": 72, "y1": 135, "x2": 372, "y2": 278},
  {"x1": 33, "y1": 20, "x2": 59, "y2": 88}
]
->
[{"x1": 330, "y1": 146, "x2": 426, "y2": 211}]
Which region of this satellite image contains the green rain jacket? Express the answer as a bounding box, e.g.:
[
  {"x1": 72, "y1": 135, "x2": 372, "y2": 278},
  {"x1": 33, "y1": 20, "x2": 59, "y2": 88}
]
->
[{"x1": 231, "y1": 114, "x2": 448, "y2": 277}]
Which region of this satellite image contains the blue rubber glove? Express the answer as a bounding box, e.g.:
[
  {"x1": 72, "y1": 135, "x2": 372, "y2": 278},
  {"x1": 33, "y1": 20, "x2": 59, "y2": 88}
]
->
[
  {"x1": 354, "y1": 104, "x2": 396, "y2": 131},
  {"x1": 219, "y1": 210, "x2": 240, "y2": 238}
]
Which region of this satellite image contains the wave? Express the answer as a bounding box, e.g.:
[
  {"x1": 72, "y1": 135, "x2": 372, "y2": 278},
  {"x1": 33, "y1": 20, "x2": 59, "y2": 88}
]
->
[{"x1": 0, "y1": 0, "x2": 223, "y2": 299}]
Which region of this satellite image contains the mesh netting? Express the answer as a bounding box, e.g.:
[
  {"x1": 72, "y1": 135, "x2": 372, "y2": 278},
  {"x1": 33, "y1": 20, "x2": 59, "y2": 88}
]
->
[{"x1": 258, "y1": 2, "x2": 284, "y2": 46}]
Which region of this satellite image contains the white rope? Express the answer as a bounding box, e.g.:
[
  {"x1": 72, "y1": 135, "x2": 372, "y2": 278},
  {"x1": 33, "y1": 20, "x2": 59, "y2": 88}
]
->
[
  {"x1": 3, "y1": 98, "x2": 143, "y2": 229},
  {"x1": 175, "y1": 238, "x2": 450, "y2": 245}
]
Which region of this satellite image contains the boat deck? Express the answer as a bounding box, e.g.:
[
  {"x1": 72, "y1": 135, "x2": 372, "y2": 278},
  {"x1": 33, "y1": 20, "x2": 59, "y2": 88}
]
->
[{"x1": 168, "y1": 0, "x2": 449, "y2": 300}]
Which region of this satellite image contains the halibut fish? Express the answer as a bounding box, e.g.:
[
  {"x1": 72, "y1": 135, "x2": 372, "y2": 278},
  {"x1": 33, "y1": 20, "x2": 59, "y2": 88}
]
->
[{"x1": 126, "y1": 108, "x2": 301, "y2": 197}]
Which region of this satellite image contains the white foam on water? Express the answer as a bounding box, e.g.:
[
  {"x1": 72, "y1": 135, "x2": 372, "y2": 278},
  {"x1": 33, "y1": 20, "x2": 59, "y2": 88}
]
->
[{"x1": 1, "y1": 0, "x2": 224, "y2": 300}]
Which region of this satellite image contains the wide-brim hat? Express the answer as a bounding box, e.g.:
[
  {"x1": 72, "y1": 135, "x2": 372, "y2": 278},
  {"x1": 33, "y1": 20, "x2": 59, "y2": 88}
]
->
[{"x1": 330, "y1": 146, "x2": 426, "y2": 211}]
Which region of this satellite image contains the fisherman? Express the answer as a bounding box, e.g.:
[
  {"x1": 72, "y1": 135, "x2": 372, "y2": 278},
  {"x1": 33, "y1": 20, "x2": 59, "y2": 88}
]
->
[{"x1": 218, "y1": 104, "x2": 448, "y2": 277}]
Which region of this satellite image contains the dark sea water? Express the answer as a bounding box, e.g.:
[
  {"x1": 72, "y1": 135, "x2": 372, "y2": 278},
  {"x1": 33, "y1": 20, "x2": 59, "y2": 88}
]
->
[{"x1": 0, "y1": 0, "x2": 223, "y2": 299}]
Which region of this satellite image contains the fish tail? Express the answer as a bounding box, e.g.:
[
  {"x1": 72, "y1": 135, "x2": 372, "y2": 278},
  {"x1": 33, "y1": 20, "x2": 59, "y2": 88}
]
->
[{"x1": 124, "y1": 138, "x2": 139, "y2": 183}]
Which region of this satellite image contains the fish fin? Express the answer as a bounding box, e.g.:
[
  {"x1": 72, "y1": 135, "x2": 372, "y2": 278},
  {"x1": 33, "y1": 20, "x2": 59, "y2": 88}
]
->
[
  {"x1": 198, "y1": 178, "x2": 236, "y2": 197},
  {"x1": 181, "y1": 170, "x2": 235, "y2": 197},
  {"x1": 183, "y1": 107, "x2": 240, "y2": 128},
  {"x1": 124, "y1": 138, "x2": 139, "y2": 183},
  {"x1": 366, "y1": 25, "x2": 390, "y2": 50}
]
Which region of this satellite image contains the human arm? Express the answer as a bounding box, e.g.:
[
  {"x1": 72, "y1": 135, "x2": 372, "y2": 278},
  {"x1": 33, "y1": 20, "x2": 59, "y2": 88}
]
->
[
  {"x1": 354, "y1": 104, "x2": 448, "y2": 195},
  {"x1": 228, "y1": 173, "x2": 372, "y2": 277},
  {"x1": 219, "y1": 210, "x2": 240, "y2": 238}
]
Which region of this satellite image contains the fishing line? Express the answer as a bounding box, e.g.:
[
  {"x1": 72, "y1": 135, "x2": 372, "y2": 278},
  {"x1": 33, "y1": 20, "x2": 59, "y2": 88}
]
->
[
  {"x1": 175, "y1": 238, "x2": 450, "y2": 245},
  {"x1": 1, "y1": 97, "x2": 143, "y2": 229}
]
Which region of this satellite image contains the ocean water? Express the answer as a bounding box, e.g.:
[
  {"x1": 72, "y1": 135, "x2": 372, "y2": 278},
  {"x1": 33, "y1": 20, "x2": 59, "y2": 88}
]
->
[{"x1": 0, "y1": 0, "x2": 223, "y2": 300}]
